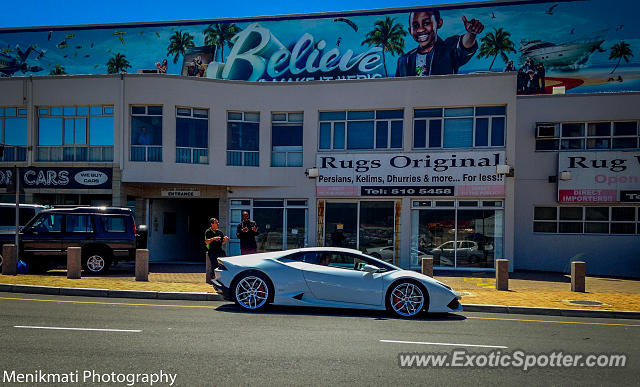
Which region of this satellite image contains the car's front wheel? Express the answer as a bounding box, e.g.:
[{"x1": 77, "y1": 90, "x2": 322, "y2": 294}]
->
[
  {"x1": 387, "y1": 281, "x2": 427, "y2": 318},
  {"x1": 233, "y1": 272, "x2": 272, "y2": 311}
]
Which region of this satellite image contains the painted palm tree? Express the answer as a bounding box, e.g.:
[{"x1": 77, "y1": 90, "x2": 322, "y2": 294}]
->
[
  {"x1": 609, "y1": 41, "x2": 633, "y2": 74},
  {"x1": 49, "y1": 64, "x2": 66, "y2": 75},
  {"x1": 361, "y1": 17, "x2": 406, "y2": 77},
  {"x1": 477, "y1": 28, "x2": 516, "y2": 71},
  {"x1": 203, "y1": 23, "x2": 241, "y2": 62},
  {"x1": 167, "y1": 30, "x2": 195, "y2": 64},
  {"x1": 106, "y1": 53, "x2": 131, "y2": 74}
]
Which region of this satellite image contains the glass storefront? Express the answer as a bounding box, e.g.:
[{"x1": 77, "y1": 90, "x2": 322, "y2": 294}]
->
[
  {"x1": 411, "y1": 200, "x2": 503, "y2": 269},
  {"x1": 228, "y1": 199, "x2": 308, "y2": 255},
  {"x1": 324, "y1": 201, "x2": 396, "y2": 263}
]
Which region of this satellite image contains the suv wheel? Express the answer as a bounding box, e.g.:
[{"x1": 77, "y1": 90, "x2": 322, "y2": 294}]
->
[{"x1": 82, "y1": 250, "x2": 111, "y2": 275}]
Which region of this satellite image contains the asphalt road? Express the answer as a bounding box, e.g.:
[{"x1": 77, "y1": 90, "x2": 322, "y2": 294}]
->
[{"x1": 0, "y1": 293, "x2": 638, "y2": 386}]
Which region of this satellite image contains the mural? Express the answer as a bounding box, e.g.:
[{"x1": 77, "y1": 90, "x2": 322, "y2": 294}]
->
[{"x1": 0, "y1": 0, "x2": 638, "y2": 94}]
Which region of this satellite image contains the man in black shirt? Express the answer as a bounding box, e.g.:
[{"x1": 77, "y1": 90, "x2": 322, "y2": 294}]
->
[
  {"x1": 236, "y1": 211, "x2": 258, "y2": 255},
  {"x1": 205, "y1": 218, "x2": 228, "y2": 279}
]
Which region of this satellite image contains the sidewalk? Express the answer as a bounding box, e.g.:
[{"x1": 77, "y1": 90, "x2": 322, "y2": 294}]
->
[{"x1": 1, "y1": 263, "x2": 639, "y2": 315}]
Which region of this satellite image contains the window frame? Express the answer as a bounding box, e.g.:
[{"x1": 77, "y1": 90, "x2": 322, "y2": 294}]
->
[
  {"x1": 271, "y1": 111, "x2": 303, "y2": 167},
  {"x1": 36, "y1": 105, "x2": 115, "y2": 162},
  {"x1": 535, "y1": 120, "x2": 640, "y2": 151},
  {"x1": 175, "y1": 106, "x2": 209, "y2": 164},
  {"x1": 0, "y1": 106, "x2": 28, "y2": 162},
  {"x1": 318, "y1": 109, "x2": 404, "y2": 151},
  {"x1": 226, "y1": 111, "x2": 260, "y2": 166},
  {"x1": 533, "y1": 206, "x2": 639, "y2": 234},
  {"x1": 413, "y1": 106, "x2": 506, "y2": 150}
]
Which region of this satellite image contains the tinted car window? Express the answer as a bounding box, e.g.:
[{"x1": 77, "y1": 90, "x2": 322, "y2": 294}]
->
[
  {"x1": 0, "y1": 208, "x2": 12, "y2": 226},
  {"x1": 30, "y1": 214, "x2": 63, "y2": 233},
  {"x1": 66, "y1": 215, "x2": 94, "y2": 233},
  {"x1": 100, "y1": 216, "x2": 127, "y2": 232}
]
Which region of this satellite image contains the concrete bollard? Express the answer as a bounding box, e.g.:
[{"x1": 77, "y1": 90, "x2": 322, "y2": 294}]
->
[
  {"x1": 67, "y1": 247, "x2": 82, "y2": 279},
  {"x1": 2, "y1": 244, "x2": 17, "y2": 276},
  {"x1": 205, "y1": 253, "x2": 212, "y2": 284},
  {"x1": 135, "y1": 249, "x2": 149, "y2": 282},
  {"x1": 496, "y1": 259, "x2": 509, "y2": 291},
  {"x1": 421, "y1": 257, "x2": 434, "y2": 277},
  {"x1": 571, "y1": 261, "x2": 586, "y2": 292}
]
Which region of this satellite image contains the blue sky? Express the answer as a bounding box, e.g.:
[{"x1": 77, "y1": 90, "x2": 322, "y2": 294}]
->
[{"x1": 1, "y1": 0, "x2": 468, "y2": 28}]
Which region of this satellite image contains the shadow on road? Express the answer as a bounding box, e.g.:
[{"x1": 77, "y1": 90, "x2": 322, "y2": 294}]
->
[{"x1": 214, "y1": 303, "x2": 466, "y2": 322}]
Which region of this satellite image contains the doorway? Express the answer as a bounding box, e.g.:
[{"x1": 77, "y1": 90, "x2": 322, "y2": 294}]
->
[{"x1": 148, "y1": 198, "x2": 219, "y2": 261}]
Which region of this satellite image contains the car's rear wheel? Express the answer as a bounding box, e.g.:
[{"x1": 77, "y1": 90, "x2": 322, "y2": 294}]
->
[
  {"x1": 82, "y1": 249, "x2": 111, "y2": 275},
  {"x1": 387, "y1": 281, "x2": 427, "y2": 318},
  {"x1": 233, "y1": 272, "x2": 272, "y2": 311}
]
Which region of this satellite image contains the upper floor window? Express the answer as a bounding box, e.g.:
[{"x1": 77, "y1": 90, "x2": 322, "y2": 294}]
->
[
  {"x1": 0, "y1": 107, "x2": 28, "y2": 162},
  {"x1": 535, "y1": 121, "x2": 639, "y2": 151},
  {"x1": 272, "y1": 112, "x2": 303, "y2": 167},
  {"x1": 176, "y1": 107, "x2": 208, "y2": 164},
  {"x1": 413, "y1": 106, "x2": 506, "y2": 149},
  {"x1": 37, "y1": 105, "x2": 114, "y2": 162},
  {"x1": 319, "y1": 109, "x2": 403, "y2": 151},
  {"x1": 227, "y1": 111, "x2": 259, "y2": 166},
  {"x1": 131, "y1": 105, "x2": 162, "y2": 162},
  {"x1": 533, "y1": 206, "x2": 639, "y2": 234}
]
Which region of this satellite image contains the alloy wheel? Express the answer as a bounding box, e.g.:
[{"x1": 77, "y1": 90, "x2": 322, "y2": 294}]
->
[
  {"x1": 235, "y1": 276, "x2": 269, "y2": 310},
  {"x1": 86, "y1": 255, "x2": 105, "y2": 273},
  {"x1": 390, "y1": 282, "x2": 425, "y2": 317}
]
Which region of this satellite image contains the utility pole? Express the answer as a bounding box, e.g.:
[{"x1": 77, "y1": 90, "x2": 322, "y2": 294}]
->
[{"x1": 15, "y1": 166, "x2": 20, "y2": 250}]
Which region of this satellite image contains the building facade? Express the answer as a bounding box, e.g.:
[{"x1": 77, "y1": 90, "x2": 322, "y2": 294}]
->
[{"x1": 1, "y1": 72, "x2": 638, "y2": 276}]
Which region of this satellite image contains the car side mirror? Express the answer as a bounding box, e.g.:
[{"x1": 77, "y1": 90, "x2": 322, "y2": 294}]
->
[{"x1": 362, "y1": 264, "x2": 380, "y2": 273}]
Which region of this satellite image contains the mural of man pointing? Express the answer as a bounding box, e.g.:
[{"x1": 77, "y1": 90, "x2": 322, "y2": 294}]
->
[{"x1": 395, "y1": 9, "x2": 484, "y2": 77}]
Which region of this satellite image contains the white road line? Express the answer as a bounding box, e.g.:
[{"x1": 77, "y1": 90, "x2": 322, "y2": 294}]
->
[
  {"x1": 380, "y1": 339, "x2": 507, "y2": 349},
  {"x1": 14, "y1": 325, "x2": 141, "y2": 333}
]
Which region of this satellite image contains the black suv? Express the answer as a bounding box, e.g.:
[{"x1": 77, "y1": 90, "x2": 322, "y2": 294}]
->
[{"x1": 1, "y1": 207, "x2": 137, "y2": 274}]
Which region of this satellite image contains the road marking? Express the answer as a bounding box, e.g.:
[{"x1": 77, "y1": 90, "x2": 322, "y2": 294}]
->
[
  {"x1": 1, "y1": 296, "x2": 639, "y2": 327},
  {"x1": 0, "y1": 296, "x2": 219, "y2": 309},
  {"x1": 466, "y1": 315, "x2": 640, "y2": 327},
  {"x1": 380, "y1": 339, "x2": 507, "y2": 349},
  {"x1": 14, "y1": 325, "x2": 141, "y2": 333}
]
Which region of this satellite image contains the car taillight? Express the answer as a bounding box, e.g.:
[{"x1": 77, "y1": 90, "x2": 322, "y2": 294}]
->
[{"x1": 133, "y1": 223, "x2": 137, "y2": 235}]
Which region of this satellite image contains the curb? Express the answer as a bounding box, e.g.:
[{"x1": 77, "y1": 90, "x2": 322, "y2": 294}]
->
[
  {"x1": 0, "y1": 284, "x2": 223, "y2": 301},
  {"x1": 462, "y1": 304, "x2": 640, "y2": 320},
  {"x1": 1, "y1": 284, "x2": 639, "y2": 319}
]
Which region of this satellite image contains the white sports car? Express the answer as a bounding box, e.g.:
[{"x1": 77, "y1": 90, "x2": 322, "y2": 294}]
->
[{"x1": 212, "y1": 247, "x2": 462, "y2": 318}]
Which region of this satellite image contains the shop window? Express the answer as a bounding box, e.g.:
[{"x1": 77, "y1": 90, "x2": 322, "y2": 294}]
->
[
  {"x1": 411, "y1": 200, "x2": 503, "y2": 269},
  {"x1": 36, "y1": 105, "x2": 114, "y2": 162},
  {"x1": 272, "y1": 112, "x2": 303, "y2": 167},
  {"x1": 536, "y1": 120, "x2": 639, "y2": 151},
  {"x1": 176, "y1": 107, "x2": 209, "y2": 164},
  {"x1": 228, "y1": 199, "x2": 308, "y2": 255},
  {"x1": 324, "y1": 201, "x2": 396, "y2": 262},
  {"x1": 533, "y1": 206, "x2": 639, "y2": 234},
  {"x1": 0, "y1": 107, "x2": 28, "y2": 162},
  {"x1": 414, "y1": 106, "x2": 505, "y2": 149},
  {"x1": 130, "y1": 105, "x2": 162, "y2": 162},
  {"x1": 227, "y1": 111, "x2": 259, "y2": 166},
  {"x1": 319, "y1": 109, "x2": 403, "y2": 151}
]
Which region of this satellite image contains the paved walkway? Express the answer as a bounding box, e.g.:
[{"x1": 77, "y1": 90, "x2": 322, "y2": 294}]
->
[{"x1": 1, "y1": 264, "x2": 639, "y2": 312}]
